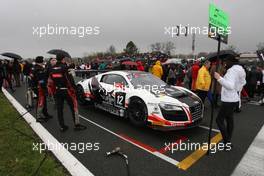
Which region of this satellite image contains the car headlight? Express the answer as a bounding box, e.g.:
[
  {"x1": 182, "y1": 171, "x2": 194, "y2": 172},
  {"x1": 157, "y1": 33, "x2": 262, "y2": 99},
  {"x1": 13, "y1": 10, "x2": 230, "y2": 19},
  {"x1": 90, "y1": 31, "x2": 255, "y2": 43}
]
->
[{"x1": 159, "y1": 102, "x2": 183, "y2": 111}]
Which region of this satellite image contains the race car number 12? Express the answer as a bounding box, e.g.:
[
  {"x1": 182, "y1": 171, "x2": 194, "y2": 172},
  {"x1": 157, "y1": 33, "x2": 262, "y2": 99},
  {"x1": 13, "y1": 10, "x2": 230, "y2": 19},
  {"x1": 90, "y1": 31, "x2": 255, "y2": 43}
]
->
[{"x1": 115, "y1": 92, "x2": 126, "y2": 108}]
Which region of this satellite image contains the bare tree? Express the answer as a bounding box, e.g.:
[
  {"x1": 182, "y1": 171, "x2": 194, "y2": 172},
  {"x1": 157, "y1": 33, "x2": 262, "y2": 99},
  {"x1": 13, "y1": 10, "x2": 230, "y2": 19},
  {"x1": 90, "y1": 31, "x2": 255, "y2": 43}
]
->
[
  {"x1": 150, "y1": 42, "x2": 163, "y2": 52},
  {"x1": 107, "y1": 45, "x2": 116, "y2": 54},
  {"x1": 162, "y1": 41, "x2": 175, "y2": 55}
]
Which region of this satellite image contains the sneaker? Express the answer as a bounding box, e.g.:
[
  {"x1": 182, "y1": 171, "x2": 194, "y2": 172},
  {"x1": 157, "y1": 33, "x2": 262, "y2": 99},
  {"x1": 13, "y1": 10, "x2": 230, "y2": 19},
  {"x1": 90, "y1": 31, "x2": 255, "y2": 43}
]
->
[
  {"x1": 74, "y1": 124, "x2": 87, "y2": 131},
  {"x1": 60, "y1": 125, "x2": 69, "y2": 132}
]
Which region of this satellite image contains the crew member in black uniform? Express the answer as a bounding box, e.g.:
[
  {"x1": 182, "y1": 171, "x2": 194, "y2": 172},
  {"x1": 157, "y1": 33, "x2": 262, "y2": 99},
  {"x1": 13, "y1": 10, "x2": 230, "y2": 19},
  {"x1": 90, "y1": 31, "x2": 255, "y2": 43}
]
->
[
  {"x1": 31, "y1": 56, "x2": 53, "y2": 122},
  {"x1": 0, "y1": 60, "x2": 15, "y2": 92},
  {"x1": 49, "y1": 54, "x2": 86, "y2": 132}
]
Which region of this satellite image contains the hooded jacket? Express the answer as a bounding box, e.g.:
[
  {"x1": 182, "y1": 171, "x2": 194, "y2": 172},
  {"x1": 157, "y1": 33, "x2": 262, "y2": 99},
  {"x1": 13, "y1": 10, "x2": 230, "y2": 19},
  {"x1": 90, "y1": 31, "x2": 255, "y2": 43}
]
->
[
  {"x1": 217, "y1": 65, "x2": 246, "y2": 102},
  {"x1": 196, "y1": 65, "x2": 211, "y2": 91},
  {"x1": 151, "y1": 61, "x2": 163, "y2": 78}
]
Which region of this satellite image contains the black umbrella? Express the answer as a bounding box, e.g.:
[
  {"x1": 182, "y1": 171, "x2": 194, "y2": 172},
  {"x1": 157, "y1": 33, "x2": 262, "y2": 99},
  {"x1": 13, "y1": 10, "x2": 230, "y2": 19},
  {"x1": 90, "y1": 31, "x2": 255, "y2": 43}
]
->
[
  {"x1": 47, "y1": 49, "x2": 71, "y2": 58},
  {"x1": 1, "y1": 52, "x2": 23, "y2": 60},
  {"x1": 206, "y1": 50, "x2": 238, "y2": 61}
]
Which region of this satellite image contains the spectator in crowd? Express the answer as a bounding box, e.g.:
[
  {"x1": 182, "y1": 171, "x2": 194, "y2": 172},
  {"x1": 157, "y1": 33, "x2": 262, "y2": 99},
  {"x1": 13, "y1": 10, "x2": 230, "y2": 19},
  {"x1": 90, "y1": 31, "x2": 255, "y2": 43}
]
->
[
  {"x1": 79, "y1": 63, "x2": 86, "y2": 70},
  {"x1": 184, "y1": 64, "x2": 192, "y2": 89},
  {"x1": 129, "y1": 65, "x2": 137, "y2": 70},
  {"x1": 22, "y1": 60, "x2": 32, "y2": 87},
  {"x1": 259, "y1": 66, "x2": 264, "y2": 105},
  {"x1": 167, "y1": 64, "x2": 176, "y2": 85},
  {"x1": 214, "y1": 57, "x2": 246, "y2": 149},
  {"x1": 191, "y1": 61, "x2": 200, "y2": 92},
  {"x1": 13, "y1": 59, "x2": 21, "y2": 87},
  {"x1": 136, "y1": 61, "x2": 145, "y2": 71},
  {"x1": 86, "y1": 63, "x2": 91, "y2": 70},
  {"x1": 91, "y1": 62, "x2": 99, "y2": 70},
  {"x1": 248, "y1": 66, "x2": 259, "y2": 98},
  {"x1": 162, "y1": 64, "x2": 169, "y2": 82},
  {"x1": 176, "y1": 64, "x2": 184, "y2": 86},
  {"x1": 196, "y1": 60, "x2": 211, "y2": 103},
  {"x1": 210, "y1": 60, "x2": 224, "y2": 107},
  {"x1": 151, "y1": 60, "x2": 163, "y2": 79},
  {"x1": 68, "y1": 63, "x2": 76, "y2": 77},
  {"x1": 8, "y1": 61, "x2": 14, "y2": 84},
  {"x1": 106, "y1": 63, "x2": 113, "y2": 70},
  {"x1": 256, "y1": 66, "x2": 263, "y2": 96},
  {"x1": 98, "y1": 62, "x2": 107, "y2": 70},
  {"x1": 1, "y1": 60, "x2": 15, "y2": 92},
  {"x1": 20, "y1": 61, "x2": 24, "y2": 83}
]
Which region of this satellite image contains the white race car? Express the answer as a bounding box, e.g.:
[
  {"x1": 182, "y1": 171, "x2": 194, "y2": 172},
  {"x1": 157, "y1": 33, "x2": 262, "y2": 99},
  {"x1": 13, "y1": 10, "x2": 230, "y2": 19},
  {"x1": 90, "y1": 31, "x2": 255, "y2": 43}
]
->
[{"x1": 76, "y1": 71, "x2": 203, "y2": 130}]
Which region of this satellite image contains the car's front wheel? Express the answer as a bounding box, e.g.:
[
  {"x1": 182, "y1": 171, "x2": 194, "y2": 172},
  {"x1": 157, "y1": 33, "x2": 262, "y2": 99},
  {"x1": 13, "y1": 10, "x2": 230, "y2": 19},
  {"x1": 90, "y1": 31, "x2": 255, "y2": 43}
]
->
[{"x1": 128, "y1": 98, "x2": 148, "y2": 127}]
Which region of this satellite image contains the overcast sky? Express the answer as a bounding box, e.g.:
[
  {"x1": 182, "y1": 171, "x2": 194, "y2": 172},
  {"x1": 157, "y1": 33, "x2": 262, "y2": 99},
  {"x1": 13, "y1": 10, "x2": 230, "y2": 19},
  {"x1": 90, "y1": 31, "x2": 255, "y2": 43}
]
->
[{"x1": 0, "y1": 0, "x2": 263, "y2": 58}]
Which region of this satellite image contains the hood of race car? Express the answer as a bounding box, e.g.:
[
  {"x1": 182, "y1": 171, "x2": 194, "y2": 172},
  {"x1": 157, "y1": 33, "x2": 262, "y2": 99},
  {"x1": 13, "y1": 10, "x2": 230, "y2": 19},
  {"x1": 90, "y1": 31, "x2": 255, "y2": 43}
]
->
[{"x1": 153, "y1": 86, "x2": 201, "y2": 107}]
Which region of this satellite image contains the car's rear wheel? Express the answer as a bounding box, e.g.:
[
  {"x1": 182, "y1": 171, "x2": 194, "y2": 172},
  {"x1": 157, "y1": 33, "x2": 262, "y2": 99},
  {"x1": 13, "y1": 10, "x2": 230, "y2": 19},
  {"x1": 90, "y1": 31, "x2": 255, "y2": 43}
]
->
[
  {"x1": 128, "y1": 98, "x2": 148, "y2": 127},
  {"x1": 76, "y1": 85, "x2": 87, "y2": 105}
]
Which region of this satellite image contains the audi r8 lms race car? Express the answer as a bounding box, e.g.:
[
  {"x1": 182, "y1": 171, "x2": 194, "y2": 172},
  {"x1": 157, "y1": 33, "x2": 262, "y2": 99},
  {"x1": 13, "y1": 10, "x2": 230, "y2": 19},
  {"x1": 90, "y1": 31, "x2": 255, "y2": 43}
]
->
[{"x1": 76, "y1": 71, "x2": 203, "y2": 130}]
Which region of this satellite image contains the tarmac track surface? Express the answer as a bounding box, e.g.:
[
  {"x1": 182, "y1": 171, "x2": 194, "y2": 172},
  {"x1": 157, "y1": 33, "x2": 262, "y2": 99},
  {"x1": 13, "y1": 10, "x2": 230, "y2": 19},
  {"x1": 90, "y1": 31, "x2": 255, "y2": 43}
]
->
[{"x1": 7, "y1": 83, "x2": 264, "y2": 176}]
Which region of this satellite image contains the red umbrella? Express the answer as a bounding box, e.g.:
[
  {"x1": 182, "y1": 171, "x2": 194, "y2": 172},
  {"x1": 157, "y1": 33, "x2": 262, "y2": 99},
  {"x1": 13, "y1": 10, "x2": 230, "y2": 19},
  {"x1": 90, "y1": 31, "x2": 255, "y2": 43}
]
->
[{"x1": 121, "y1": 61, "x2": 137, "y2": 66}]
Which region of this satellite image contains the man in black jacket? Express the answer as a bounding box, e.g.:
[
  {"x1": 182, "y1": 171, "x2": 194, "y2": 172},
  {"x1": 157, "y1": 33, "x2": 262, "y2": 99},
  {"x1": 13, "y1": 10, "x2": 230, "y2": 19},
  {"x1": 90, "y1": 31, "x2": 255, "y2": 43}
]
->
[
  {"x1": 49, "y1": 54, "x2": 86, "y2": 132},
  {"x1": 0, "y1": 60, "x2": 15, "y2": 92},
  {"x1": 31, "y1": 56, "x2": 52, "y2": 122},
  {"x1": 23, "y1": 61, "x2": 32, "y2": 87}
]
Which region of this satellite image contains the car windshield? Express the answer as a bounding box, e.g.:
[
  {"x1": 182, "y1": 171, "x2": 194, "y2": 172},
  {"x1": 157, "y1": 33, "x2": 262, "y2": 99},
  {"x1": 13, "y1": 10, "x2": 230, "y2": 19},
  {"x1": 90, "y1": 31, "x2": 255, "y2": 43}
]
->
[{"x1": 127, "y1": 73, "x2": 167, "y2": 89}]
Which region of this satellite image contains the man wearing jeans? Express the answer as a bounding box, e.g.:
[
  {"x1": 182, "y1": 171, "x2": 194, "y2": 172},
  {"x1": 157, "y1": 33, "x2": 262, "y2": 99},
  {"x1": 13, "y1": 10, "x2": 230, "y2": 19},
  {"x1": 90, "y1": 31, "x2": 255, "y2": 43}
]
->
[{"x1": 214, "y1": 57, "x2": 246, "y2": 149}]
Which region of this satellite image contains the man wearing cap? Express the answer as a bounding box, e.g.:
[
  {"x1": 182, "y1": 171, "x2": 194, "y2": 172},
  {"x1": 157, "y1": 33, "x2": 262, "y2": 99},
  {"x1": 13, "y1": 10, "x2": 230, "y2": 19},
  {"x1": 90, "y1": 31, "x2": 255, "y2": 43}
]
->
[
  {"x1": 214, "y1": 57, "x2": 246, "y2": 149},
  {"x1": 49, "y1": 54, "x2": 86, "y2": 132},
  {"x1": 31, "y1": 56, "x2": 53, "y2": 122}
]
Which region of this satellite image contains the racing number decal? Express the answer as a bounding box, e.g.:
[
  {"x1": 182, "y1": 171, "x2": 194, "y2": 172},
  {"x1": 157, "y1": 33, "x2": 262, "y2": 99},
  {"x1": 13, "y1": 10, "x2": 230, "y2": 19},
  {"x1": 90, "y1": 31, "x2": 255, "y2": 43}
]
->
[
  {"x1": 115, "y1": 92, "x2": 126, "y2": 108},
  {"x1": 117, "y1": 95, "x2": 124, "y2": 105}
]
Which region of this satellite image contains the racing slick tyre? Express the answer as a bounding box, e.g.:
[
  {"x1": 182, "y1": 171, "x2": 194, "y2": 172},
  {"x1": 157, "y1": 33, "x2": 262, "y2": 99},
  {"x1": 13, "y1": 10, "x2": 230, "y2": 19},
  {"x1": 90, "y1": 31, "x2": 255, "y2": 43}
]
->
[
  {"x1": 76, "y1": 85, "x2": 87, "y2": 105},
  {"x1": 128, "y1": 98, "x2": 148, "y2": 127}
]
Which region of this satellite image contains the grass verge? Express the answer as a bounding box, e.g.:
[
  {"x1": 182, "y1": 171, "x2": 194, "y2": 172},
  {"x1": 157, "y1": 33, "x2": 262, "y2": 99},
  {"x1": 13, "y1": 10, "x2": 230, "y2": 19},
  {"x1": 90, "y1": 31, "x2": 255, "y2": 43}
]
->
[{"x1": 0, "y1": 92, "x2": 69, "y2": 176}]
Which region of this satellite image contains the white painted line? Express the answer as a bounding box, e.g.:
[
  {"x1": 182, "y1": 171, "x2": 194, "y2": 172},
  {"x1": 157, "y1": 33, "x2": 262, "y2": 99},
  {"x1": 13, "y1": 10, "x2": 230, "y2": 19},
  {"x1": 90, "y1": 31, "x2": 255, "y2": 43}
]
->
[
  {"x1": 199, "y1": 125, "x2": 220, "y2": 133},
  {"x1": 154, "y1": 152, "x2": 179, "y2": 165},
  {"x1": 2, "y1": 88, "x2": 94, "y2": 176},
  {"x1": 79, "y1": 115, "x2": 180, "y2": 166},
  {"x1": 231, "y1": 122, "x2": 264, "y2": 176}
]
